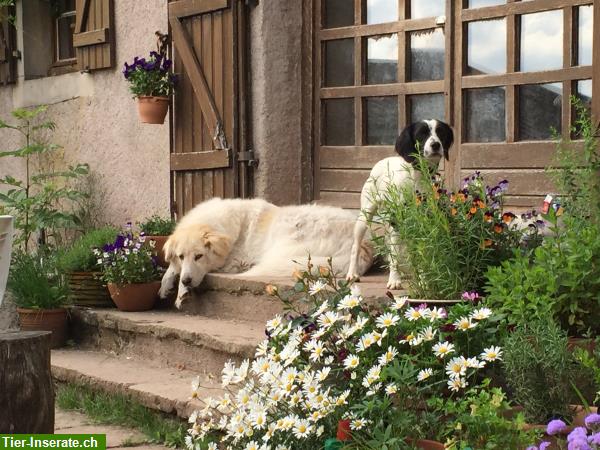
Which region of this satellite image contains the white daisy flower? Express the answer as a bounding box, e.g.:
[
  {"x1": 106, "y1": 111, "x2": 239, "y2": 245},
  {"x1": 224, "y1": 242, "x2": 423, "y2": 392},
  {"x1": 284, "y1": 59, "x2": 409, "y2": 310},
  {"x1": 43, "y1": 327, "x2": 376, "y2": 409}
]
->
[
  {"x1": 266, "y1": 315, "x2": 283, "y2": 332},
  {"x1": 375, "y1": 312, "x2": 400, "y2": 328},
  {"x1": 428, "y1": 307, "x2": 447, "y2": 321},
  {"x1": 309, "y1": 280, "x2": 327, "y2": 296},
  {"x1": 419, "y1": 326, "x2": 437, "y2": 341},
  {"x1": 417, "y1": 368, "x2": 433, "y2": 381},
  {"x1": 350, "y1": 418, "x2": 369, "y2": 430},
  {"x1": 454, "y1": 316, "x2": 477, "y2": 331},
  {"x1": 293, "y1": 419, "x2": 312, "y2": 438},
  {"x1": 377, "y1": 346, "x2": 398, "y2": 366},
  {"x1": 390, "y1": 295, "x2": 408, "y2": 310},
  {"x1": 356, "y1": 333, "x2": 375, "y2": 352},
  {"x1": 447, "y1": 377, "x2": 467, "y2": 392},
  {"x1": 446, "y1": 357, "x2": 467, "y2": 379},
  {"x1": 317, "y1": 311, "x2": 340, "y2": 329},
  {"x1": 404, "y1": 307, "x2": 423, "y2": 321},
  {"x1": 338, "y1": 292, "x2": 362, "y2": 310},
  {"x1": 385, "y1": 383, "x2": 398, "y2": 395},
  {"x1": 432, "y1": 341, "x2": 455, "y2": 358},
  {"x1": 471, "y1": 307, "x2": 493, "y2": 320},
  {"x1": 481, "y1": 346, "x2": 503, "y2": 362},
  {"x1": 343, "y1": 353, "x2": 360, "y2": 370}
]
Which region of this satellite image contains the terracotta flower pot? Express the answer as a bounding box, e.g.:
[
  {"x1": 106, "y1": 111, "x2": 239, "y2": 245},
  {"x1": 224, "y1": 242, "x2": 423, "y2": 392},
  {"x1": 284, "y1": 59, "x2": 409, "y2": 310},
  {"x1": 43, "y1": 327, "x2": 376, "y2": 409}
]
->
[
  {"x1": 17, "y1": 307, "x2": 68, "y2": 348},
  {"x1": 107, "y1": 282, "x2": 159, "y2": 311},
  {"x1": 137, "y1": 96, "x2": 169, "y2": 124},
  {"x1": 68, "y1": 271, "x2": 114, "y2": 307},
  {"x1": 147, "y1": 235, "x2": 169, "y2": 268},
  {"x1": 567, "y1": 337, "x2": 596, "y2": 353},
  {"x1": 414, "y1": 440, "x2": 445, "y2": 450}
]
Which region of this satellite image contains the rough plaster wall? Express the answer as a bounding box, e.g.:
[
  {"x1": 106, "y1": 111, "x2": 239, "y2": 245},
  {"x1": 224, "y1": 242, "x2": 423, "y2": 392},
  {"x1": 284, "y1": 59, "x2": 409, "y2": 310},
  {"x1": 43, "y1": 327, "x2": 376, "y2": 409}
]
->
[
  {"x1": 0, "y1": 0, "x2": 170, "y2": 229},
  {"x1": 250, "y1": 0, "x2": 303, "y2": 205}
]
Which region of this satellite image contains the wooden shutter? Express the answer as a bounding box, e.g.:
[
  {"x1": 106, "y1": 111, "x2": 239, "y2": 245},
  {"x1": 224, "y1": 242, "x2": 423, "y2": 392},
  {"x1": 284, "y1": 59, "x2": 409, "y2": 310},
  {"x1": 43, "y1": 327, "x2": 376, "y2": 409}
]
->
[
  {"x1": 73, "y1": 0, "x2": 115, "y2": 71},
  {"x1": 0, "y1": 6, "x2": 16, "y2": 85}
]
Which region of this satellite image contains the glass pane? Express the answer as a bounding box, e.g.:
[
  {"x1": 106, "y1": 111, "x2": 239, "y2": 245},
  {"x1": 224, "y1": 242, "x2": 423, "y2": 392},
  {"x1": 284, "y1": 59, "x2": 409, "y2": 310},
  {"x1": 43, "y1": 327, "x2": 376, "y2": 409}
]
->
[
  {"x1": 465, "y1": 87, "x2": 506, "y2": 142},
  {"x1": 410, "y1": 0, "x2": 445, "y2": 19},
  {"x1": 519, "y1": 83, "x2": 562, "y2": 141},
  {"x1": 468, "y1": 0, "x2": 505, "y2": 8},
  {"x1": 577, "y1": 5, "x2": 593, "y2": 66},
  {"x1": 576, "y1": 79, "x2": 592, "y2": 108},
  {"x1": 324, "y1": 0, "x2": 354, "y2": 29},
  {"x1": 57, "y1": 15, "x2": 76, "y2": 60},
  {"x1": 409, "y1": 93, "x2": 445, "y2": 123},
  {"x1": 520, "y1": 10, "x2": 563, "y2": 72},
  {"x1": 367, "y1": 0, "x2": 398, "y2": 25},
  {"x1": 409, "y1": 28, "x2": 445, "y2": 81},
  {"x1": 367, "y1": 34, "x2": 398, "y2": 84},
  {"x1": 324, "y1": 39, "x2": 354, "y2": 87},
  {"x1": 366, "y1": 97, "x2": 398, "y2": 145},
  {"x1": 323, "y1": 99, "x2": 355, "y2": 146},
  {"x1": 467, "y1": 19, "x2": 506, "y2": 75},
  {"x1": 58, "y1": 0, "x2": 75, "y2": 13}
]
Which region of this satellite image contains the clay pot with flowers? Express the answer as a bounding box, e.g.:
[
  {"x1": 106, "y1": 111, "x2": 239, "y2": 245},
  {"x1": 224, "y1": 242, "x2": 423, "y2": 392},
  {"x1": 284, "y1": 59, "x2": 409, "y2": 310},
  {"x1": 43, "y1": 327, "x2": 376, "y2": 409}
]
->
[
  {"x1": 123, "y1": 51, "x2": 177, "y2": 124},
  {"x1": 95, "y1": 225, "x2": 161, "y2": 311}
]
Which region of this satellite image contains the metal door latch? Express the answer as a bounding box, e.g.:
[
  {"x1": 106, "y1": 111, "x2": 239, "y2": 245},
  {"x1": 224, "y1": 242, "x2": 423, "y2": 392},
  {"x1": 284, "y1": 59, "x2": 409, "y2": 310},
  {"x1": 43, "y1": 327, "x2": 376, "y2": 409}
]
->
[{"x1": 238, "y1": 150, "x2": 259, "y2": 168}]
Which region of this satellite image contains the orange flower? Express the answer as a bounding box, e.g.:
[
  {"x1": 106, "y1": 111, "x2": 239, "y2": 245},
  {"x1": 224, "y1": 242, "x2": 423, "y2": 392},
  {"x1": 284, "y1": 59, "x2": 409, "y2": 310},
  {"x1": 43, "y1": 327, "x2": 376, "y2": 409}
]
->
[
  {"x1": 470, "y1": 206, "x2": 477, "y2": 214},
  {"x1": 450, "y1": 193, "x2": 456, "y2": 203},
  {"x1": 451, "y1": 207, "x2": 458, "y2": 216},
  {"x1": 265, "y1": 284, "x2": 278, "y2": 296},
  {"x1": 484, "y1": 212, "x2": 494, "y2": 222},
  {"x1": 502, "y1": 212, "x2": 516, "y2": 224},
  {"x1": 318, "y1": 266, "x2": 330, "y2": 277},
  {"x1": 457, "y1": 193, "x2": 466, "y2": 203},
  {"x1": 416, "y1": 196, "x2": 422, "y2": 205},
  {"x1": 292, "y1": 269, "x2": 304, "y2": 281},
  {"x1": 494, "y1": 223, "x2": 504, "y2": 234},
  {"x1": 481, "y1": 239, "x2": 493, "y2": 248},
  {"x1": 474, "y1": 199, "x2": 486, "y2": 209}
]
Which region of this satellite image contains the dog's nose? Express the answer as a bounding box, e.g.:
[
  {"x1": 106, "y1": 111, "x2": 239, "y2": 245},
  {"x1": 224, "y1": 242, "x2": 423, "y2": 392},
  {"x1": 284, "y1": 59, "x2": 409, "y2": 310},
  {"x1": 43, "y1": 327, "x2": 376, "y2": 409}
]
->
[
  {"x1": 431, "y1": 141, "x2": 441, "y2": 152},
  {"x1": 181, "y1": 277, "x2": 192, "y2": 286}
]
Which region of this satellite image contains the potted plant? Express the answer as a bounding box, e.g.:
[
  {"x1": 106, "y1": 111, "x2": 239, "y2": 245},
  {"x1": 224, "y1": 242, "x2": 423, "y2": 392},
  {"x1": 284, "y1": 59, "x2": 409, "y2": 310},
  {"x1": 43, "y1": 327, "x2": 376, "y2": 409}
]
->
[
  {"x1": 58, "y1": 226, "x2": 119, "y2": 307},
  {"x1": 7, "y1": 249, "x2": 70, "y2": 348},
  {"x1": 138, "y1": 215, "x2": 175, "y2": 268},
  {"x1": 96, "y1": 227, "x2": 161, "y2": 311},
  {"x1": 123, "y1": 51, "x2": 176, "y2": 124}
]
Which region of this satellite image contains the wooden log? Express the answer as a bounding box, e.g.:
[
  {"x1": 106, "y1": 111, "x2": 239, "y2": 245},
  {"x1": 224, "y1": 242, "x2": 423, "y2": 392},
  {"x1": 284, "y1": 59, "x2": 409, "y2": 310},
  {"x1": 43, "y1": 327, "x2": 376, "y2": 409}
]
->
[{"x1": 0, "y1": 331, "x2": 54, "y2": 433}]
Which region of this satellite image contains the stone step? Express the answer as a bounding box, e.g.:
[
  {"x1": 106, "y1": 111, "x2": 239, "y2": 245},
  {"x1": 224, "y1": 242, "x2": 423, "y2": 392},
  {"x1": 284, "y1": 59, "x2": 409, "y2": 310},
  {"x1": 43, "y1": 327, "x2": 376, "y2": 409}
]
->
[
  {"x1": 69, "y1": 308, "x2": 264, "y2": 375},
  {"x1": 52, "y1": 348, "x2": 221, "y2": 419},
  {"x1": 183, "y1": 272, "x2": 400, "y2": 323}
]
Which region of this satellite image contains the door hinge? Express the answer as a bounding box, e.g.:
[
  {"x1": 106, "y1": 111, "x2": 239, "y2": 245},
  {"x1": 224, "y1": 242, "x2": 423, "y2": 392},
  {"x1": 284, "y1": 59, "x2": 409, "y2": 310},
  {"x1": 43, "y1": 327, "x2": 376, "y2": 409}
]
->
[{"x1": 238, "y1": 150, "x2": 258, "y2": 167}]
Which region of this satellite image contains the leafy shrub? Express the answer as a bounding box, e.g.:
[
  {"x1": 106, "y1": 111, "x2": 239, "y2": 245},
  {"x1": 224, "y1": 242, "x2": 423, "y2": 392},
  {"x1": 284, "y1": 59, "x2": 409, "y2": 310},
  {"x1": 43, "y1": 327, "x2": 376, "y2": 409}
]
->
[
  {"x1": 371, "y1": 157, "x2": 539, "y2": 299},
  {"x1": 502, "y1": 319, "x2": 573, "y2": 424},
  {"x1": 58, "y1": 226, "x2": 119, "y2": 272},
  {"x1": 7, "y1": 249, "x2": 70, "y2": 309},
  {"x1": 138, "y1": 215, "x2": 175, "y2": 236}
]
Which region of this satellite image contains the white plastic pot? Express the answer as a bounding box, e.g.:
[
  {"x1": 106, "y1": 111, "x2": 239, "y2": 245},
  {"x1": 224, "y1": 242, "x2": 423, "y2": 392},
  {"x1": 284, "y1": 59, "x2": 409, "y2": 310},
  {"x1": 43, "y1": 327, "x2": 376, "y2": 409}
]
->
[{"x1": 0, "y1": 216, "x2": 14, "y2": 306}]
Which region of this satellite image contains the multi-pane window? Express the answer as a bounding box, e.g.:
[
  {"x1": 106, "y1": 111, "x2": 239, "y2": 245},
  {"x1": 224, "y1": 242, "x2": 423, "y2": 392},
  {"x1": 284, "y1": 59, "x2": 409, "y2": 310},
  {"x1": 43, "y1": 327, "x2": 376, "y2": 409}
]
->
[{"x1": 54, "y1": 0, "x2": 76, "y2": 63}]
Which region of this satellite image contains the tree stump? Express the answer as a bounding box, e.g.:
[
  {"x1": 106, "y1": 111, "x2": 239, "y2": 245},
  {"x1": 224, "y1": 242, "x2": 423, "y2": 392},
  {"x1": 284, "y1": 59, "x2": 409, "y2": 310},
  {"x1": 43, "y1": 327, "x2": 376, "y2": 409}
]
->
[{"x1": 0, "y1": 331, "x2": 55, "y2": 433}]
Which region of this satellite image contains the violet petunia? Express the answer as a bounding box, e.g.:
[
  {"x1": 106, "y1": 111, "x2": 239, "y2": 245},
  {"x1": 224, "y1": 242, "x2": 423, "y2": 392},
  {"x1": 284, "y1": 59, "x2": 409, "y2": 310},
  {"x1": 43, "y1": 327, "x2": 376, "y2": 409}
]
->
[{"x1": 547, "y1": 419, "x2": 568, "y2": 435}]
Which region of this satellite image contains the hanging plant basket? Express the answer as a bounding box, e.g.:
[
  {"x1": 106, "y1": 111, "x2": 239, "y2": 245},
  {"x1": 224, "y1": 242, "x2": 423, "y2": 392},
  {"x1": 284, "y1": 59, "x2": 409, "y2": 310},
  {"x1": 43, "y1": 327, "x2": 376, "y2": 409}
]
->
[{"x1": 137, "y1": 96, "x2": 169, "y2": 124}]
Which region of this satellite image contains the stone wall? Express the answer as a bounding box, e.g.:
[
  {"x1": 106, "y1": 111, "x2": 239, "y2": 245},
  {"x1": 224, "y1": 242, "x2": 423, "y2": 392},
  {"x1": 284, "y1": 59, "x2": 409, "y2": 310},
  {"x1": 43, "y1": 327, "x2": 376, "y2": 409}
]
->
[{"x1": 0, "y1": 0, "x2": 171, "y2": 229}]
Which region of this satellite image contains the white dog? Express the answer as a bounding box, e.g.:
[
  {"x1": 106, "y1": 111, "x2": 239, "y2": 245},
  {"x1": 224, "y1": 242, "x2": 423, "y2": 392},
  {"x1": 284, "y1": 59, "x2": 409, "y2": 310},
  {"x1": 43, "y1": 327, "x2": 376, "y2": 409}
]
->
[
  {"x1": 346, "y1": 120, "x2": 454, "y2": 290},
  {"x1": 159, "y1": 198, "x2": 374, "y2": 308}
]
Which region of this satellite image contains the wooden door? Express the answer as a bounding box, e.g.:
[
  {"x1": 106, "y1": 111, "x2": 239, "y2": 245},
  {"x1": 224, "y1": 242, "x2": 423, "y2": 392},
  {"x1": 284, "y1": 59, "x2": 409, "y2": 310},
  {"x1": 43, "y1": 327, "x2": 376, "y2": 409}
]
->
[{"x1": 168, "y1": 0, "x2": 250, "y2": 218}]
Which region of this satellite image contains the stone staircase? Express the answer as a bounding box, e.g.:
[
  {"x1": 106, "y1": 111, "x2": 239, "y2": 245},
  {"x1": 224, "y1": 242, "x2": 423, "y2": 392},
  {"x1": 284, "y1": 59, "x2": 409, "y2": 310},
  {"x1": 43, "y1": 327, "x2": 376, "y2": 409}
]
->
[{"x1": 51, "y1": 272, "x2": 396, "y2": 419}]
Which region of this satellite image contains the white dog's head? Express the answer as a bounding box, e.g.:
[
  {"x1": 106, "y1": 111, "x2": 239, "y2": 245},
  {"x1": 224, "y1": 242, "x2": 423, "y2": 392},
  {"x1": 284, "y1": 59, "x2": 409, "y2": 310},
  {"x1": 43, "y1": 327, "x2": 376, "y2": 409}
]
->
[
  {"x1": 395, "y1": 119, "x2": 454, "y2": 166},
  {"x1": 163, "y1": 224, "x2": 231, "y2": 304}
]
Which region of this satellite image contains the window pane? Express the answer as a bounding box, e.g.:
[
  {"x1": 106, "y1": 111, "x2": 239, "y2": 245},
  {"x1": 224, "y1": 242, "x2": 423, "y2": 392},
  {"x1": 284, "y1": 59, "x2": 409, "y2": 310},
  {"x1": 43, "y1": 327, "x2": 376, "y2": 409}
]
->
[
  {"x1": 323, "y1": 0, "x2": 354, "y2": 29},
  {"x1": 468, "y1": 0, "x2": 505, "y2": 8},
  {"x1": 323, "y1": 99, "x2": 355, "y2": 145},
  {"x1": 366, "y1": 97, "x2": 398, "y2": 145},
  {"x1": 520, "y1": 10, "x2": 562, "y2": 72},
  {"x1": 465, "y1": 87, "x2": 506, "y2": 143},
  {"x1": 324, "y1": 39, "x2": 354, "y2": 87},
  {"x1": 367, "y1": 34, "x2": 398, "y2": 84},
  {"x1": 367, "y1": 0, "x2": 398, "y2": 25},
  {"x1": 576, "y1": 79, "x2": 592, "y2": 108},
  {"x1": 58, "y1": 0, "x2": 75, "y2": 13},
  {"x1": 519, "y1": 83, "x2": 562, "y2": 141},
  {"x1": 467, "y1": 19, "x2": 506, "y2": 75},
  {"x1": 410, "y1": 0, "x2": 445, "y2": 19},
  {"x1": 409, "y1": 93, "x2": 445, "y2": 123},
  {"x1": 409, "y1": 28, "x2": 445, "y2": 81},
  {"x1": 577, "y1": 5, "x2": 593, "y2": 66},
  {"x1": 57, "y1": 15, "x2": 76, "y2": 60}
]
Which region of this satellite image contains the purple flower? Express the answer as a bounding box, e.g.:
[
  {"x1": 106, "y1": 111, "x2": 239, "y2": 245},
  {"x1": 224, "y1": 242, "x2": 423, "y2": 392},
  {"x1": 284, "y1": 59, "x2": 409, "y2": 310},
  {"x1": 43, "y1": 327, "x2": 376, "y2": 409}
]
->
[
  {"x1": 498, "y1": 179, "x2": 509, "y2": 191},
  {"x1": 526, "y1": 446, "x2": 538, "y2": 450},
  {"x1": 569, "y1": 427, "x2": 589, "y2": 442},
  {"x1": 568, "y1": 438, "x2": 591, "y2": 450},
  {"x1": 585, "y1": 413, "x2": 600, "y2": 428},
  {"x1": 461, "y1": 291, "x2": 480, "y2": 302},
  {"x1": 547, "y1": 419, "x2": 568, "y2": 435},
  {"x1": 588, "y1": 433, "x2": 600, "y2": 444},
  {"x1": 162, "y1": 59, "x2": 172, "y2": 71},
  {"x1": 539, "y1": 442, "x2": 551, "y2": 450}
]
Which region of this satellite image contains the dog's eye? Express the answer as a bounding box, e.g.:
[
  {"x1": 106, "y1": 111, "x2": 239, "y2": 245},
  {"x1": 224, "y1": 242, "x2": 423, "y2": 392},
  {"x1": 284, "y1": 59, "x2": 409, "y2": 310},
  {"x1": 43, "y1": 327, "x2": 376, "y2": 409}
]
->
[
  {"x1": 178, "y1": 254, "x2": 184, "y2": 260},
  {"x1": 194, "y1": 254, "x2": 204, "y2": 261}
]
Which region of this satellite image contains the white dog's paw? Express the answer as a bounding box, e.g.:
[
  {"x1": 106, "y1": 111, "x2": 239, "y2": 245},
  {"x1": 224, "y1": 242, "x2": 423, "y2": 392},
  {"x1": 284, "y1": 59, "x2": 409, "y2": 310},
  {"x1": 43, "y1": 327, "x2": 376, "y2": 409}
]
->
[
  {"x1": 158, "y1": 284, "x2": 173, "y2": 300},
  {"x1": 345, "y1": 271, "x2": 360, "y2": 282},
  {"x1": 386, "y1": 273, "x2": 403, "y2": 290},
  {"x1": 174, "y1": 291, "x2": 192, "y2": 310}
]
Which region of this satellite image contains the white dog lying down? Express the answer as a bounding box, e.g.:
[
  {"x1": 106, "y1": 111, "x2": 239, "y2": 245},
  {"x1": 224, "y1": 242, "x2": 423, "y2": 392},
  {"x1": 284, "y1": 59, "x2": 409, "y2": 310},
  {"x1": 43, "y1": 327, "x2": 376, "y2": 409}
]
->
[{"x1": 158, "y1": 198, "x2": 374, "y2": 308}]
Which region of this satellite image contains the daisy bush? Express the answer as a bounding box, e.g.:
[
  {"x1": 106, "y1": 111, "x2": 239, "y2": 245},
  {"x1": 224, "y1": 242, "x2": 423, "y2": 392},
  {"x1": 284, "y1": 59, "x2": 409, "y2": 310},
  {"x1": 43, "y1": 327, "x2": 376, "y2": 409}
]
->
[
  {"x1": 186, "y1": 261, "x2": 509, "y2": 450},
  {"x1": 370, "y1": 156, "x2": 542, "y2": 300}
]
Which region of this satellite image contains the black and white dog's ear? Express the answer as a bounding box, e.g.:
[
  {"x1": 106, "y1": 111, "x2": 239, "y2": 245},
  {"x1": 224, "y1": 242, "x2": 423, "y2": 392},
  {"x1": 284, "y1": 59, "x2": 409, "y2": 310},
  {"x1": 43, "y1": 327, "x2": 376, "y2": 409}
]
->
[
  {"x1": 437, "y1": 123, "x2": 454, "y2": 161},
  {"x1": 395, "y1": 124, "x2": 417, "y2": 164}
]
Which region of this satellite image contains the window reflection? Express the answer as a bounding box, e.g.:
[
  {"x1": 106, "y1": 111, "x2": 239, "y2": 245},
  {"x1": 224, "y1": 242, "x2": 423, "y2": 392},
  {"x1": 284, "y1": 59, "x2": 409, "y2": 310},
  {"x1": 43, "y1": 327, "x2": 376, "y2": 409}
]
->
[
  {"x1": 468, "y1": 0, "x2": 505, "y2": 8},
  {"x1": 367, "y1": 35, "x2": 398, "y2": 85},
  {"x1": 366, "y1": 97, "x2": 398, "y2": 145},
  {"x1": 577, "y1": 5, "x2": 593, "y2": 66},
  {"x1": 465, "y1": 87, "x2": 506, "y2": 142},
  {"x1": 324, "y1": 39, "x2": 354, "y2": 87},
  {"x1": 467, "y1": 19, "x2": 506, "y2": 75},
  {"x1": 520, "y1": 10, "x2": 563, "y2": 72},
  {"x1": 323, "y1": 99, "x2": 355, "y2": 146},
  {"x1": 409, "y1": 28, "x2": 445, "y2": 81},
  {"x1": 366, "y1": 0, "x2": 398, "y2": 25},
  {"x1": 519, "y1": 83, "x2": 562, "y2": 140},
  {"x1": 576, "y1": 80, "x2": 592, "y2": 107},
  {"x1": 410, "y1": 0, "x2": 445, "y2": 19},
  {"x1": 409, "y1": 93, "x2": 445, "y2": 123},
  {"x1": 323, "y1": 0, "x2": 354, "y2": 29}
]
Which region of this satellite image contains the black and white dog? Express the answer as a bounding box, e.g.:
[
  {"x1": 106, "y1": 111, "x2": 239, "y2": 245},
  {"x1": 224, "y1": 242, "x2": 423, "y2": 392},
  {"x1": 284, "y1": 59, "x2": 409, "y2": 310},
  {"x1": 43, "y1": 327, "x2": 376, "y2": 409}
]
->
[{"x1": 346, "y1": 119, "x2": 454, "y2": 289}]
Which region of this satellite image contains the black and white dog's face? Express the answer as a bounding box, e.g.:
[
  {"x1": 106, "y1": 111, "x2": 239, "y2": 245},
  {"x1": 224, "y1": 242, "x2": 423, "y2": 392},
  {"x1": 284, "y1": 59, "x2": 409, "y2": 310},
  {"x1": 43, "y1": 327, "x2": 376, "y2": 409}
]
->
[{"x1": 395, "y1": 119, "x2": 454, "y2": 166}]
